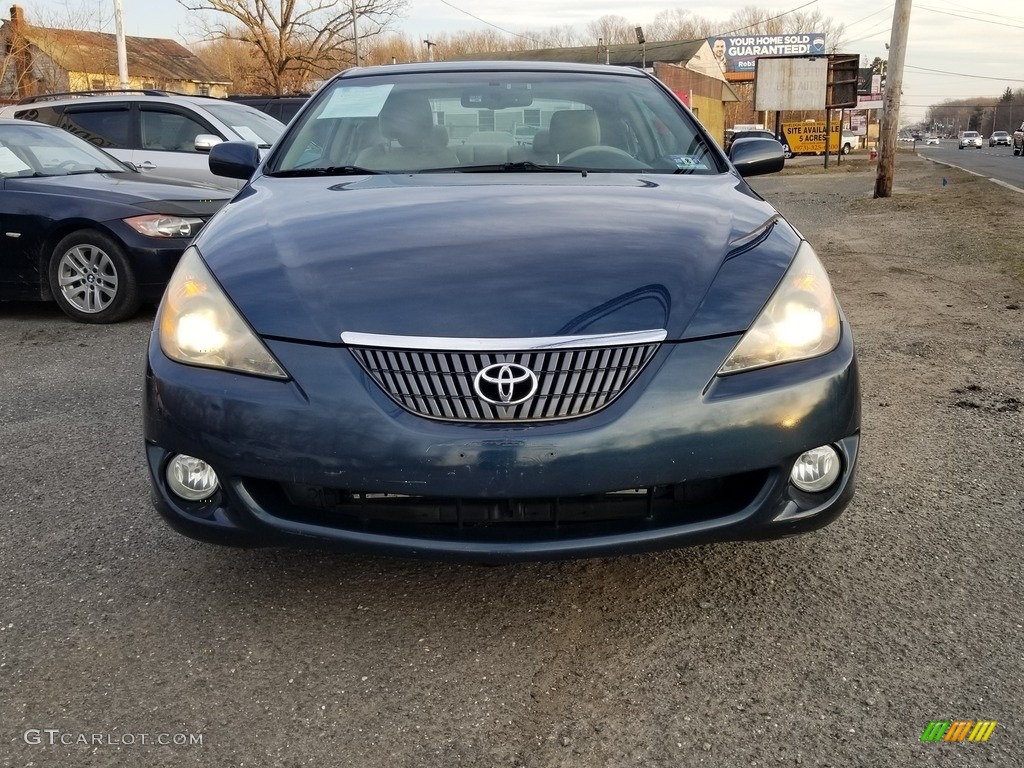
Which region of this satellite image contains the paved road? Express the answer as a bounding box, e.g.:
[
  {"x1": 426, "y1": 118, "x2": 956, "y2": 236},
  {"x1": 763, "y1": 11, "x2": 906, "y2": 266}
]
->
[
  {"x1": 2, "y1": 157, "x2": 1021, "y2": 767},
  {"x1": 916, "y1": 140, "x2": 1024, "y2": 190}
]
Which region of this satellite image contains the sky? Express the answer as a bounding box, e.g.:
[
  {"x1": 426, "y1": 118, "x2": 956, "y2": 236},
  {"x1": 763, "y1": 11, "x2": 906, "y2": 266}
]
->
[{"x1": 13, "y1": 0, "x2": 1024, "y2": 124}]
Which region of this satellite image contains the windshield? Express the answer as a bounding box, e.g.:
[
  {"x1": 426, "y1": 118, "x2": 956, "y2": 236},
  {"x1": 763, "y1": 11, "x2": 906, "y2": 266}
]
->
[
  {"x1": 0, "y1": 121, "x2": 128, "y2": 177},
  {"x1": 267, "y1": 70, "x2": 722, "y2": 175},
  {"x1": 203, "y1": 102, "x2": 286, "y2": 146}
]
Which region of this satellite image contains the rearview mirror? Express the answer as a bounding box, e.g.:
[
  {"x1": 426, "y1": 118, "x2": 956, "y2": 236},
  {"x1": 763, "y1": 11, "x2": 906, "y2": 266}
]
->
[{"x1": 461, "y1": 84, "x2": 533, "y2": 110}]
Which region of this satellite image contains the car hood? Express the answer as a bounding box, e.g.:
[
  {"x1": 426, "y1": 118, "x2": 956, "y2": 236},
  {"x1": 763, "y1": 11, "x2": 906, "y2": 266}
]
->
[
  {"x1": 7, "y1": 171, "x2": 231, "y2": 209},
  {"x1": 196, "y1": 173, "x2": 801, "y2": 343}
]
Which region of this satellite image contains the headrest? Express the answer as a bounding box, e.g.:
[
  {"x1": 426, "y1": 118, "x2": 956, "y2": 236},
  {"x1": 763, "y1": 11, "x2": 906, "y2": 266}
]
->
[
  {"x1": 548, "y1": 110, "x2": 600, "y2": 156},
  {"x1": 379, "y1": 91, "x2": 434, "y2": 149},
  {"x1": 430, "y1": 124, "x2": 449, "y2": 149}
]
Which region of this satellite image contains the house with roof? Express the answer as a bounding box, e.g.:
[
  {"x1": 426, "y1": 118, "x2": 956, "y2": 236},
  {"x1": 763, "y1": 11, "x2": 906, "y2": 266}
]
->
[
  {"x1": 0, "y1": 4, "x2": 229, "y2": 101},
  {"x1": 452, "y1": 39, "x2": 740, "y2": 144}
]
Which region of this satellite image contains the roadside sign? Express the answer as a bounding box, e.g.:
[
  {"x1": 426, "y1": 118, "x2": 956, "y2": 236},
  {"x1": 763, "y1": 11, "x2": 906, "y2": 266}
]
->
[{"x1": 782, "y1": 121, "x2": 842, "y2": 154}]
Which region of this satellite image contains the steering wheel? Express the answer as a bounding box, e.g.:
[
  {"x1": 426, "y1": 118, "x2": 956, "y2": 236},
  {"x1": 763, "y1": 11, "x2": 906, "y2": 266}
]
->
[{"x1": 558, "y1": 145, "x2": 648, "y2": 169}]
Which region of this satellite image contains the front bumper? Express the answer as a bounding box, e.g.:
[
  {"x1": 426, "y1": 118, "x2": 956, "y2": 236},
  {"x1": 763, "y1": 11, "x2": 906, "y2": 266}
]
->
[{"x1": 144, "y1": 328, "x2": 860, "y2": 562}]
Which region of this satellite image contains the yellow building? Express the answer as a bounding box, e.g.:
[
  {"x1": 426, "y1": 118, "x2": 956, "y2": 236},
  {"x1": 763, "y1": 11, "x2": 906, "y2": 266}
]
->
[{"x1": 1, "y1": 5, "x2": 229, "y2": 100}]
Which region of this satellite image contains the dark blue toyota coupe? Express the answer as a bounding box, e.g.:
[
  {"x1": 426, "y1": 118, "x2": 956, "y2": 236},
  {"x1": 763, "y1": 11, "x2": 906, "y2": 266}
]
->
[{"x1": 144, "y1": 61, "x2": 860, "y2": 562}]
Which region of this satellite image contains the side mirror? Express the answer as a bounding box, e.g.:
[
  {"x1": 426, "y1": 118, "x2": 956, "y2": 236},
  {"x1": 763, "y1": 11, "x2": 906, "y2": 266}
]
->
[
  {"x1": 729, "y1": 137, "x2": 786, "y2": 177},
  {"x1": 194, "y1": 133, "x2": 224, "y2": 153},
  {"x1": 209, "y1": 141, "x2": 260, "y2": 180}
]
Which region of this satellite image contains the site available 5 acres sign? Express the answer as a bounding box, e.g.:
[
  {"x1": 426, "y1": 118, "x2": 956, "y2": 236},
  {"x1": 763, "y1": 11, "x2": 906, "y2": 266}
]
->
[{"x1": 782, "y1": 122, "x2": 842, "y2": 154}]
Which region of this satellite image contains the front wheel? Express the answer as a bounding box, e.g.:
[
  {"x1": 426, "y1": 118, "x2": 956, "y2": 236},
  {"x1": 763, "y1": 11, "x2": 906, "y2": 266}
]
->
[{"x1": 48, "y1": 229, "x2": 141, "y2": 323}]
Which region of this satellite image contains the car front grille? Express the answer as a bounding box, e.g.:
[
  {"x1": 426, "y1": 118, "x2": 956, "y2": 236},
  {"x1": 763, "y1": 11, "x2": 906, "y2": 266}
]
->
[
  {"x1": 243, "y1": 470, "x2": 771, "y2": 535},
  {"x1": 345, "y1": 330, "x2": 664, "y2": 423}
]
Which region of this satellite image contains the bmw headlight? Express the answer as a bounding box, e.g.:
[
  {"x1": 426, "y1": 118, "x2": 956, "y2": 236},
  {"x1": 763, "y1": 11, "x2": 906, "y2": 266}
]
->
[
  {"x1": 719, "y1": 242, "x2": 841, "y2": 375},
  {"x1": 124, "y1": 214, "x2": 204, "y2": 238},
  {"x1": 157, "y1": 247, "x2": 287, "y2": 378}
]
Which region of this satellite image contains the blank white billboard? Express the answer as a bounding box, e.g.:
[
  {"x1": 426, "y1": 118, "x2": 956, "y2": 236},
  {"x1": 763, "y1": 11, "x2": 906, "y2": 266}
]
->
[{"x1": 754, "y1": 57, "x2": 827, "y2": 111}]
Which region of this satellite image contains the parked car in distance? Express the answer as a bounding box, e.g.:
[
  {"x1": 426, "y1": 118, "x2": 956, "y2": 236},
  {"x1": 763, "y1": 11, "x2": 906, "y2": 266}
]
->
[
  {"x1": 0, "y1": 90, "x2": 285, "y2": 189},
  {"x1": 144, "y1": 60, "x2": 859, "y2": 563},
  {"x1": 989, "y1": 130, "x2": 1011, "y2": 147},
  {"x1": 226, "y1": 95, "x2": 309, "y2": 124},
  {"x1": 925, "y1": 136, "x2": 940, "y2": 145},
  {"x1": 958, "y1": 131, "x2": 982, "y2": 149},
  {"x1": 0, "y1": 119, "x2": 230, "y2": 322},
  {"x1": 726, "y1": 128, "x2": 791, "y2": 158},
  {"x1": 840, "y1": 131, "x2": 858, "y2": 155}
]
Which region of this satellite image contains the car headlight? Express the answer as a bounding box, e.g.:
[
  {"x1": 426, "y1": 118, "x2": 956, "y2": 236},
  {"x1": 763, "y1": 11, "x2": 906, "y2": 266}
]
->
[
  {"x1": 718, "y1": 242, "x2": 841, "y2": 375},
  {"x1": 157, "y1": 247, "x2": 287, "y2": 378},
  {"x1": 124, "y1": 214, "x2": 204, "y2": 238}
]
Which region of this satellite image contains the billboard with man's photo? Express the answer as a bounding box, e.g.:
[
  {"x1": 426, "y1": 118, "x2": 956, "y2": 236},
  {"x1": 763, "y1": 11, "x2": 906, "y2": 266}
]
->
[{"x1": 707, "y1": 33, "x2": 827, "y2": 81}]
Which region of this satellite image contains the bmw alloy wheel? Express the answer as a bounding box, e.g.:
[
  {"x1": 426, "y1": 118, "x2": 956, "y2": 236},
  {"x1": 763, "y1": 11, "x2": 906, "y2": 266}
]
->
[
  {"x1": 48, "y1": 229, "x2": 141, "y2": 323},
  {"x1": 57, "y1": 243, "x2": 118, "y2": 314}
]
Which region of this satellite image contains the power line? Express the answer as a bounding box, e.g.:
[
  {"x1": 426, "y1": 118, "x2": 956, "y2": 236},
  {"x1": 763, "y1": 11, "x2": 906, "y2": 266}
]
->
[
  {"x1": 920, "y1": 0, "x2": 1024, "y2": 25},
  {"x1": 844, "y1": 4, "x2": 895, "y2": 31},
  {"x1": 917, "y1": 5, "x2": 1024, "y2": 30},
  {"x1": 643, "y1": 0, "x2": 823, "y2": 56},
  {"x1": 433, "y1": 0, "x2": 539, "y2": 42},
  {"x1": 905, "y1": 64, "x2": 1024, "y2": 83},
  {"x1": 707, "y1": 0, "x2": 821, "y2": 40}
]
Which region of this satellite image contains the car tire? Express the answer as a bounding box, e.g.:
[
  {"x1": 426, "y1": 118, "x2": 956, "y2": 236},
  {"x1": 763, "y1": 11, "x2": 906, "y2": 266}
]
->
[
  {"x1": 48, "y1": 229, "x2": 141, "y2": 324},
  {"x1": 841, "y1": 144, "x2": 851, "y2": 155}
]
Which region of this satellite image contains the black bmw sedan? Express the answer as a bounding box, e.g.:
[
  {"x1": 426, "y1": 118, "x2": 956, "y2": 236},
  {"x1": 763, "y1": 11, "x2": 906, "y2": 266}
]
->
[
  {"x1": 0, "y1": 119, "x2": 230, "y2": 323},
  {"x1": 144, "y1": 61, "x2": 860, "y2": 562}
]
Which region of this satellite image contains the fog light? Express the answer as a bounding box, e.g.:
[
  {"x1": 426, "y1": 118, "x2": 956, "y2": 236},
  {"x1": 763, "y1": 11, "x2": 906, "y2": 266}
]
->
[
  {"x1": 166, "y1": 454, "x2": 220, "y2": 500},
  {"x1": 790, "y1": 445, "x2": 841, "y2": 493}
]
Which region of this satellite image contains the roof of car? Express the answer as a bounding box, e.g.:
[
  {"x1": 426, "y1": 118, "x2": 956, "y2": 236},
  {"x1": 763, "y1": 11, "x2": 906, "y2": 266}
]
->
[
  {"x1": 7, "y1": 89, "x2": 223, "y2": 107},
  {"x1": 337, "y1": 60, "x2": 651, "y2": 78}
]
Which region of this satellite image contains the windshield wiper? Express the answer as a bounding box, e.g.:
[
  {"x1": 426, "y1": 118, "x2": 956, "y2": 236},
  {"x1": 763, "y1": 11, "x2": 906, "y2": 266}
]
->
[
  {"x1": 66, "y1": 167, "x2": 126, "y2": 175},
  {"x1": 452, "y1": 161, "x2": 580, "y2": 173},
  {"x1": 269, "y1": 165, "x2": 383, "y2": 177}
]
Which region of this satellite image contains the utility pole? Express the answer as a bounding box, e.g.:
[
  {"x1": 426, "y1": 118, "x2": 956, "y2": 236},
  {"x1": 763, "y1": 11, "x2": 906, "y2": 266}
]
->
[
  {"x1": 351, "y1": 0, "x2": 360, "y2": 67},
  {"x1": 113, "y1": 0, "x2": 129, "y2": 90},
  {"x1": 874, "y1": 0, "x2": 912, "y2": 198}
]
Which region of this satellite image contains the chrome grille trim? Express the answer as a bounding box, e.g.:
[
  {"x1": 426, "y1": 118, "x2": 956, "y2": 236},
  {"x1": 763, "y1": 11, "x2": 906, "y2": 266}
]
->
[
  {"x1": 341, "y1": 329, "x2": 667, "y2": 351},
  {"x1": 347, "y1": 331, "x2": 664, "y2": 423}
]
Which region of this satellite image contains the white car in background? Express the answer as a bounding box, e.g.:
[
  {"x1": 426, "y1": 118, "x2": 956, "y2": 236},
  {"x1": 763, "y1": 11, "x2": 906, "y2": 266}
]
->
[
  {"x1": 925, "y1": 136, "x2": 940, "y2": 145},
  {"x1": 0, "y1": 91, "x2": 285, "y2": 189},
  {"x1": 958, "y1": 131, "x2": 982, "y2": 149}
]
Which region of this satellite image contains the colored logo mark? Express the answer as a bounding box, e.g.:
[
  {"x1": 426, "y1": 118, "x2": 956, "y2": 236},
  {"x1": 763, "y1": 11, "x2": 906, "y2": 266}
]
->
[{"x1": 920, "y1": 721, "x2": 997, "y2": 742}]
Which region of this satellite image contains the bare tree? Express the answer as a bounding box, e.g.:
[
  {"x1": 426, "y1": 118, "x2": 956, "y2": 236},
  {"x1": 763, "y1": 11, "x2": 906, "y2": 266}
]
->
[
  {"x1": 177, "y1": 0, "x2": 407, "y2": 94},
  {"x1": 585, "y1": 15, "x2": 636, "y2": 46},
  {"x1": 647, "y1": 9, "x2": 716, "y2": 42}
]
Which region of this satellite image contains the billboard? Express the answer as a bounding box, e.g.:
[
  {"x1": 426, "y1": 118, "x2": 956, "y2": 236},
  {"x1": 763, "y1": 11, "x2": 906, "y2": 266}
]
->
[
  {"x1": 754, "y1": 57, "x2": 827, "y2": 111},
  {"x1": 708, "y1": 33, "x2": 827, "y2": 79},
  {"x1": 857, "y1": 68, "x2": 884, "y2": 110}
]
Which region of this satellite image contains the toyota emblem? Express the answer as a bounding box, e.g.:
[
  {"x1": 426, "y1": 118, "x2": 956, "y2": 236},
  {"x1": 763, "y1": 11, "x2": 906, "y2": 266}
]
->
[{"x1": 473, "y1": 362, "x2": 538, "y2": 406}]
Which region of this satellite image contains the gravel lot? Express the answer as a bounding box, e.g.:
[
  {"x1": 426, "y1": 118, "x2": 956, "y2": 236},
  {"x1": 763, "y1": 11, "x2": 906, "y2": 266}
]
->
[{"x1": 1, "y1": 152, "x2": 1021, "y2": 767}]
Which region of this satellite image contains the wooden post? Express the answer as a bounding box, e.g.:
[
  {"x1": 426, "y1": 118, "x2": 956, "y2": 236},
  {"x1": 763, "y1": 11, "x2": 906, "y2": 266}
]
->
[{"x1": 874, "y1": 0, "x2": 913, "y2": 198}]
